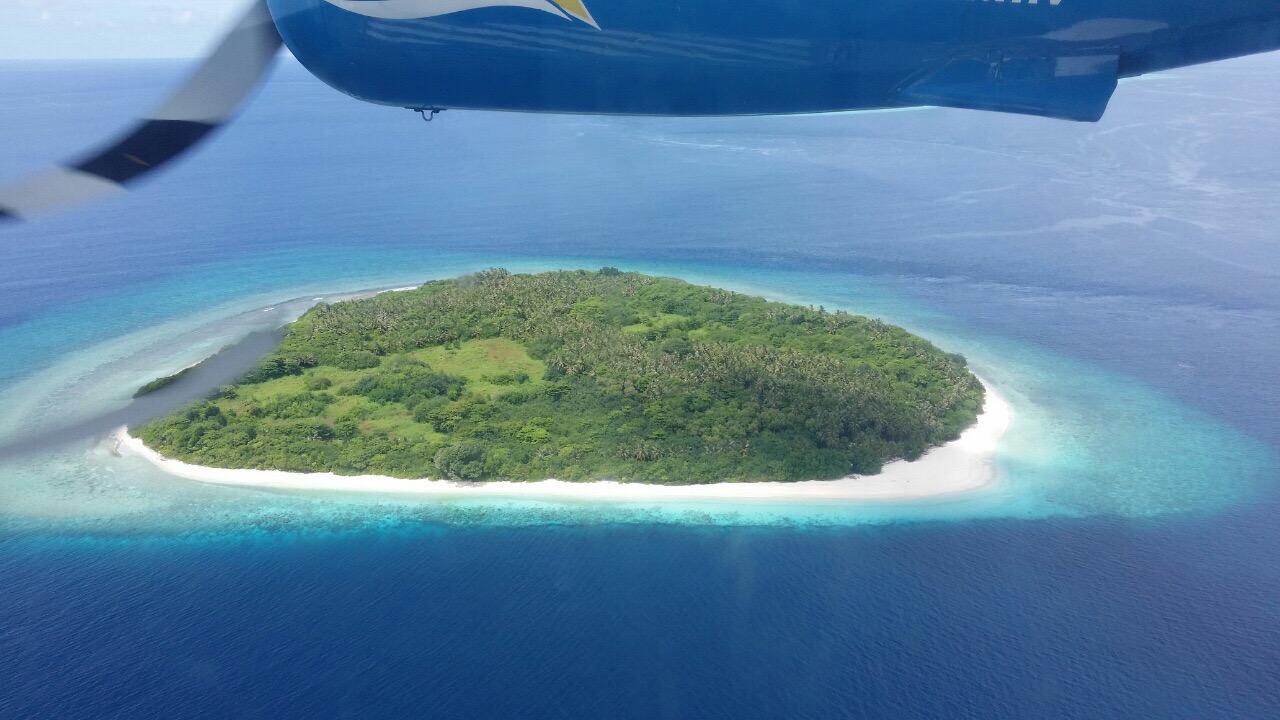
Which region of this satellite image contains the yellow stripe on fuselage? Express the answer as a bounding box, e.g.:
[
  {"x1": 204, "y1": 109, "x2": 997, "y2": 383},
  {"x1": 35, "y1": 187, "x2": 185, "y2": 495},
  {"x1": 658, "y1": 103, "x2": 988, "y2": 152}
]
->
[{"x1": 549, "y1": 0, "x2": 600, "y2": 28}]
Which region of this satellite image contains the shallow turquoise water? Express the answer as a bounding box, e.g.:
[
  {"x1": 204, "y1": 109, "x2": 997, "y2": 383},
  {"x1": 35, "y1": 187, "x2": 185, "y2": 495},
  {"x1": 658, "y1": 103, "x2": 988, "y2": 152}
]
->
[
  {"x1": 3, "y1": 58, "x2": 1280, "y2": 719},
  {"x1": 0, "y1": 251, "x2": 1270, "y2": 533}
]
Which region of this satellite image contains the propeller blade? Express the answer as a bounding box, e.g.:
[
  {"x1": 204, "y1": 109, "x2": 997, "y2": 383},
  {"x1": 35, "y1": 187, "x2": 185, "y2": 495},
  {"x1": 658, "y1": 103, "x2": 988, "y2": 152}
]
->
[
  {"x1": 0, "y1": 0, "x2": 282, "y2": 222},
  {"x1": 0, "y1": 328, "x2": 288, "y2": 462}
]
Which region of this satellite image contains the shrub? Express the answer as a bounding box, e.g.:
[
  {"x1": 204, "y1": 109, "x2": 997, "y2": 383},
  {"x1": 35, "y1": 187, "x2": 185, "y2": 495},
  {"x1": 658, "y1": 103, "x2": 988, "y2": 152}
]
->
[
  {"x1": 434, "y1": 441, "x2": 487, "y2": 480},
  {"x1": 305, "y1": 376, "x2": 333, "y2": 391},
  {"x1": 335, "y1": 351, "x2": 381, "y2": 370}
]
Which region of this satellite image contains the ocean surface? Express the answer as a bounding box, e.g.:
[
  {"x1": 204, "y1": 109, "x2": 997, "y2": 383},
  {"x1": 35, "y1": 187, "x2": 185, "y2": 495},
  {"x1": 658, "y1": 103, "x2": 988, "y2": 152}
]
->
[{"x1": 1, "y1": 57, "x2": 1278, "y2": 717}]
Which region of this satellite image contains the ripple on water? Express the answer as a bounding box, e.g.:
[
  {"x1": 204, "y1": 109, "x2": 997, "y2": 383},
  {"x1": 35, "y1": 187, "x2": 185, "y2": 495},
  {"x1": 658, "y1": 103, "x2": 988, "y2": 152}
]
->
[{"x1": 0, "y1": 263, "x2": 1273, "y2": 535}]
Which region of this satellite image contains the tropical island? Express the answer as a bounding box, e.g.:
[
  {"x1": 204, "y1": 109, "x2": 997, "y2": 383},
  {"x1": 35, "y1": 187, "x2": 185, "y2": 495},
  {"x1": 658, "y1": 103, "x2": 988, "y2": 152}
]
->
[{"x1": 134, "y1": 269, "x2": 987, "y2": 486}]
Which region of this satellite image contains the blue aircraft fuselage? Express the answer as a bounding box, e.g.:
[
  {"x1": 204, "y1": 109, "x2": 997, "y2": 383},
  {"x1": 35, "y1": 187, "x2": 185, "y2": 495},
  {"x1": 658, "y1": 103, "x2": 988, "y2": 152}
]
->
[{"x1": 265, "y1": 0, "x2": 1280, "y2": 121}]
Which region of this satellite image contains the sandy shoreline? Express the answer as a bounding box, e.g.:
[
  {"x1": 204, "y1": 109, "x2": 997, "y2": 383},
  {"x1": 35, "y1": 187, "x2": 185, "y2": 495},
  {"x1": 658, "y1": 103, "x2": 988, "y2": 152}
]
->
[{"x1": 116, "y1": 383, "x2": 1009, "y2": 503}]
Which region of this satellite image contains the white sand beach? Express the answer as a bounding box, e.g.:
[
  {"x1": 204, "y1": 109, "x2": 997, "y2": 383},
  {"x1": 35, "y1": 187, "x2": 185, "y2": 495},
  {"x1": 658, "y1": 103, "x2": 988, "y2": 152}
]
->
[{"x1": 117, "y1": 383, "x2": 1010, "y2": 503}]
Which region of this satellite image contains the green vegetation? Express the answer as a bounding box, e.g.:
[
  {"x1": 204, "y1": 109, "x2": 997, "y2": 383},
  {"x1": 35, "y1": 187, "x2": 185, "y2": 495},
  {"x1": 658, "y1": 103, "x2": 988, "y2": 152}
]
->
[
  {"x1": 133, "y1": 366, "x2": 194, "y2": 398},
  {"x1": 138, "y1": 269, "x2": 983, "y2": 483}
]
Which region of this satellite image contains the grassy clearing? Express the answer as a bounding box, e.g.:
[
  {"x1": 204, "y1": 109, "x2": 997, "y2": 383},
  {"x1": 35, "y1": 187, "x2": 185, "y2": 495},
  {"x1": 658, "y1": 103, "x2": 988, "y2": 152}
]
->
[{"x1": 138, "y1": 270, "x2": 982, "y2": 483}]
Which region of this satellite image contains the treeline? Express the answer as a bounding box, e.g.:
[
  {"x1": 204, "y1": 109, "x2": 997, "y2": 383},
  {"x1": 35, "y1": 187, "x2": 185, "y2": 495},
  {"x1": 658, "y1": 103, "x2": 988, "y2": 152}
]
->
[{"x1": 138, "y1": 269, "x2": 984, "y2": 483}]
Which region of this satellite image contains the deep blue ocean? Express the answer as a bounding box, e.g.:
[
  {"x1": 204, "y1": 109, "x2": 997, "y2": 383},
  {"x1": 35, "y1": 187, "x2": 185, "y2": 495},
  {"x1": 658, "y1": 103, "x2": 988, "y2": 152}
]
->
[{"x1": 1, "y1": 57, "x2": 1278, "y2": 718}]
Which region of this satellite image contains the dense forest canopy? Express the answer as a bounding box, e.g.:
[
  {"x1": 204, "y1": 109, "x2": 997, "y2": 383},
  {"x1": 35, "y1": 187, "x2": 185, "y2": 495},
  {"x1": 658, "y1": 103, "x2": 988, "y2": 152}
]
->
[{"x1": 138, "y1": 269, "x2": 984, "y2": 483}]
